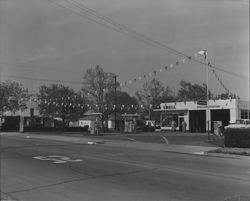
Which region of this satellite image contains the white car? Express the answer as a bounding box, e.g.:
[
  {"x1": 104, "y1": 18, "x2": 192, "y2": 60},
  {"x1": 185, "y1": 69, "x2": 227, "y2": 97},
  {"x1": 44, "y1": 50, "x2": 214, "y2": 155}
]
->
[{"x1": 225, "y1": 119, "x2": 250, "y2": 129}]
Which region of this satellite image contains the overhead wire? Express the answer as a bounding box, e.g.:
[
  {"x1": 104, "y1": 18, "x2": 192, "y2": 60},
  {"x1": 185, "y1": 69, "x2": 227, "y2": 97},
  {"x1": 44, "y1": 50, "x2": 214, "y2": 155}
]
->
[
  {"x1": 48, "y1": 0, "x2": 248, "y2": 80},
  {"x1": 47, "y1": 0, "x2": 168, "y2": 52},
  {"x1": 71, "y1": 0, "x2": 248, "y2": 96},
  {"x1": 48, "y1": 0, "x2": 248, "y2": 98},
  {"x1": 68, "y1": 0, "x2": 185, "y2": 58},
  {"x1": 1, "y1": 74, "x2": 83, "y2": 85},
  {"x1": 2, "y1": 0, "x2": 246, "y2": 96},
  {"x1": 0, "y1": 71, "x2": 140, "y2": 94},
  {"x1": 0, "y1": 61, "x2": 88, "y2": 74}
]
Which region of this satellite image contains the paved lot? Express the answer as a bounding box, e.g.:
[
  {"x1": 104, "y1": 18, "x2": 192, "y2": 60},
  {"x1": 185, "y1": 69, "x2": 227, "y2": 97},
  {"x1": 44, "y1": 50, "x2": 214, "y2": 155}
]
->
[
  {"x1": 1, "y1": 132, "x2": 250, "y2": 201},
  {"x1": 22, "y1": 130, "x2": 215, "y2": 146},
  {"x1": 1, "y1": 132, "x2": 218, "y2": 154}
]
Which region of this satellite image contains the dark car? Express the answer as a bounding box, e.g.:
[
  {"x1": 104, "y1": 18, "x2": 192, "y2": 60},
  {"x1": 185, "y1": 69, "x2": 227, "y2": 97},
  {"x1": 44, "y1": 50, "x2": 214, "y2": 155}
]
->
[
  {"x1": 142, "y1": 124, "x2": 155, "y2": 132},
  {"x1": 135, "y1": 119, "x2": 155, "y2": 132}
]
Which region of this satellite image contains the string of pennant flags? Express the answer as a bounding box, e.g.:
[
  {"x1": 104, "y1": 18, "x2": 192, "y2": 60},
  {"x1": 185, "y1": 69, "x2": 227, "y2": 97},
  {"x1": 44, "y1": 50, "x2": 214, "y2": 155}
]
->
[
  {"x1": 211, "y1": 69, "x2": 231, "y2": 95},
  {"x1": 17, "y1": 51, "x2": 236, "y2": 111},
  {"x1": 19, "y1": 95, "x2": 154, "y2": 112},
  {"x1": 119, "y1": 51, "x2": 236, "y2": 97},
  {"x1": 38, "y1": 98, "x2": 151, "y2": 111},
  {"x1": 19, "y1": 95, "x2": 84, "y2": 104},
  {"x1": 119, "y1": 59, "x2": 186, "y2": 88}
]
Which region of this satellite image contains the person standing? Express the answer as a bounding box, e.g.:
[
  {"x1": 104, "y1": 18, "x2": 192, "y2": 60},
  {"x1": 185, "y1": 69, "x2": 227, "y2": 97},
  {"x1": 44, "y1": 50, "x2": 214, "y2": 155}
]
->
[
  {"x1": 171, "y1": 120, "x2": 176, "y2": 132},
  {"x1": 182, "y1": 121, "x2": 187, "y2": 132}
]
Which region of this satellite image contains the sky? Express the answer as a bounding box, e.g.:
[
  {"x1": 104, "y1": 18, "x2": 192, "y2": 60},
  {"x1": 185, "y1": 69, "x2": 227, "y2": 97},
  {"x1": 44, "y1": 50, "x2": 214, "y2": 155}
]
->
[{"x1": 0, "y1": 0, "x2": 249, "y2": 100}]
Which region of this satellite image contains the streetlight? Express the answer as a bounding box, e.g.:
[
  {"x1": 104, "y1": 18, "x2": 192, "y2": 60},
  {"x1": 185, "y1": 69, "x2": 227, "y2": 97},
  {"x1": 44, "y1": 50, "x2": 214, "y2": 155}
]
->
[{"x1": 197, "y1": 50, "x2": 210, "y2": 140}]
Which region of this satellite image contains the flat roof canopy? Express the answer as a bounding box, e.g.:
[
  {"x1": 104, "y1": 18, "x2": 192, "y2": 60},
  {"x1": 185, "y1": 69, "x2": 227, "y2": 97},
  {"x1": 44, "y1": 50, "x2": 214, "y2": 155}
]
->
[
  {"x1": 154, "y1": 109, "x2": 187, "y2": 112},
  {"x1": 83, "y1": 112, "x2": 102, "y2": 116},
  {"x1": 121, "y1": 113, "x2": 139, "y2": 117}
]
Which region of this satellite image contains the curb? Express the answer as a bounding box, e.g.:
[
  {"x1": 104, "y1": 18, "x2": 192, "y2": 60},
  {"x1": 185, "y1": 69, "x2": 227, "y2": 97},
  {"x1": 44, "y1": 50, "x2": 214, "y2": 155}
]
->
[
  {"x1": 158, "y1": 149, "x2": 242, "y2": 159},
  {"x1": 205, "y1": 152, "x2": 250, "y2": 159}
]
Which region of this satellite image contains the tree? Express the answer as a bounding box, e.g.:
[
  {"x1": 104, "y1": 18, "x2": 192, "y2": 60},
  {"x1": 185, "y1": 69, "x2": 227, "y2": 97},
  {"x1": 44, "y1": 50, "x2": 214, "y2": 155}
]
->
[
  {"x1": 38, "y1": 84, "x2": 86, "y2": 127},
  {"x1": 135, "y1": 78, "x2": 165, "y2": 119},
  {"x1": 0, "y1": 80, "x2": 29, "y2": 114},
  {"x1": 214, "y1": 92, "x2": 237, "y2": 100},
  {"x1": 82, "y1": 65, "x2": 117, "y2": 129},
  {"x1": 177, "y1": 80, "x2": 213, "y2": 101},
  {"x1": 116, "y1": 91, "x2": 138, "y2": 114},
  {"x1": 157, "y1": 86, "x2": 177, "y2": 105}
]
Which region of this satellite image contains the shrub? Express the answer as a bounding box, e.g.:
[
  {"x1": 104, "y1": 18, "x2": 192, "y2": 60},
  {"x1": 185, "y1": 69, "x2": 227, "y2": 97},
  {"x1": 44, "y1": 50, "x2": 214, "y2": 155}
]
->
[
  {"x1": 24, "y1": 126, "x2": 89, "y2": 132},
  {"x1": 224, "y1": 128, "x2": 250, "y2": 148}
]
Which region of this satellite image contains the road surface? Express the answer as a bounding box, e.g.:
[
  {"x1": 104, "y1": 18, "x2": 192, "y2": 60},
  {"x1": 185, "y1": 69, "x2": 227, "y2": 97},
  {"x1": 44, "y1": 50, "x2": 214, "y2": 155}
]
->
[{"x1": 1, "y1": 133, "x2": 250, "y2": 201}]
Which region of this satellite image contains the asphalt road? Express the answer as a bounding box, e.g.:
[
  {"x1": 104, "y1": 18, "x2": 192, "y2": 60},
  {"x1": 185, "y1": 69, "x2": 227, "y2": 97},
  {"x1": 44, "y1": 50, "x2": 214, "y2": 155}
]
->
[{"x1": 1, "y1": 134, "x2": 250, "y2": 201}]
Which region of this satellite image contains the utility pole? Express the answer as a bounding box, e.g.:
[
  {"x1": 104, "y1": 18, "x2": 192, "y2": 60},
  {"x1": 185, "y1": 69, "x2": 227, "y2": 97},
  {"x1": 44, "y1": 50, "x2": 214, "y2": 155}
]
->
[
  {"x1": 148, "y1": 95, "x2": 152, "y2": 120},
  {"x1": 114, "y1": 75, "x2": 118, "y2": 131},
  {"x1": 248, "y1": 65, "x2": 250, "y2": 120},
  {"x1": 0, "y1": 61, "x2": 2, "y2": 199},
  {"x1": 0, "y1": 123, "x2": 1, "y2": 199}
]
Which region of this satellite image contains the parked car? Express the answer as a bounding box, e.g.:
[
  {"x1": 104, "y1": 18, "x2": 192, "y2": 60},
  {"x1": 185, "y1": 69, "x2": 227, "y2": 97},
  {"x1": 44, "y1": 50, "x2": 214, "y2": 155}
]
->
[
  {"x1": 142, "y1": 124, "x2": 155, "y2": 132},
  {"x1": 225, "y1": 119, "x2": 250, "y2": 129},
  {"x1": 136, "y1": 119, "x2": 155, "y2": 132}
]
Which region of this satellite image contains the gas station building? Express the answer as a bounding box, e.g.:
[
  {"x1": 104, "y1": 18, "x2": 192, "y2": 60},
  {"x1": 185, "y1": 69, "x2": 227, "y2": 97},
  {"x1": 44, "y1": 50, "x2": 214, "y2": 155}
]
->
[{"x1": 154, "y1": 98, "x2": 250, "y2": 133}]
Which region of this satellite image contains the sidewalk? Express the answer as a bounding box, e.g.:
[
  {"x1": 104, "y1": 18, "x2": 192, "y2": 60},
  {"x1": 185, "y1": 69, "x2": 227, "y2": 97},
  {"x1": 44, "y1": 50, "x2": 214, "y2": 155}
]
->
[{"x1": 2, "y1": 132, "x2": 219, "y2": 156}]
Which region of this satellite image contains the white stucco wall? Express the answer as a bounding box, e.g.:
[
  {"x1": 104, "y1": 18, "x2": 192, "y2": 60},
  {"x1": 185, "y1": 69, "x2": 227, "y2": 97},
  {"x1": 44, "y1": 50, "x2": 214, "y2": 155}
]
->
[{"x1": 156, "y1": 99, "x2": 249, "y2": 131}]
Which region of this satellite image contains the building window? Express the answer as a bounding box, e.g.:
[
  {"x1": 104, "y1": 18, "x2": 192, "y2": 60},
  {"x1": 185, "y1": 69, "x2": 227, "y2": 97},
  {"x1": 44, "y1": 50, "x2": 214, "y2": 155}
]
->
[
  {"x1": 241, "y1": 110, "x2": 250, "y2": 119},
  {"x1": 162, "y1": 114, "x2": 178, "y2": 127}
]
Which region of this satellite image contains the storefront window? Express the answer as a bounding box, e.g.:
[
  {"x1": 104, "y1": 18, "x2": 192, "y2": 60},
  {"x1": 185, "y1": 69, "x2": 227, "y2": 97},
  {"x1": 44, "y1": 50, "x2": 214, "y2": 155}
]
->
[
  {"x1": 241, "y1": 110, "x2": 250, "y2": 119},
  {"x1": 162, "y1": 117, "x2": 172, "y2": 127},
  {"x1": 162, "y1": 114, "x2": 178, "y2": 127}
]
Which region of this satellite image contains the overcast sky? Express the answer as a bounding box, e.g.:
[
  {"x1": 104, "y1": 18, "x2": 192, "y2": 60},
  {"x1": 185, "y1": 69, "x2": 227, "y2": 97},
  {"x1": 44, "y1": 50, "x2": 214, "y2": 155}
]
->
[{"x1": 0, "y1": 0, "x2": 249, "y2": 100}]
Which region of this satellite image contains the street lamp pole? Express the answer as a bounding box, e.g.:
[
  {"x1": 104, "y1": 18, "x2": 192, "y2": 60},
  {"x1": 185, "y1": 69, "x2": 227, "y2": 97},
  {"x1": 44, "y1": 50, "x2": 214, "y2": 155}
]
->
[
  {"x1": 204, "y1": 51, "x2": 210, "y2": 140},
  {"x1": 198, "y1": 50, "x2": 210, "y2": 139}
]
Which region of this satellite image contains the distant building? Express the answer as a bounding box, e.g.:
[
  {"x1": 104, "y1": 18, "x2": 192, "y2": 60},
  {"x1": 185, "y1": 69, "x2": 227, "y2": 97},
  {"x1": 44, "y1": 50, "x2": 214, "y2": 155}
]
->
[
  {"x1": 154, "y1": 98, "x2": 250, "y2": 133},
  {"x1": 1, "y1": 100, "x2": 55, "y2": 131},
  {"x1": 3, "y1": 99, "x2": 40, "y2": 117},
  {"x1": 79, "y1": 113, "x2": 118, "y2": 131}
]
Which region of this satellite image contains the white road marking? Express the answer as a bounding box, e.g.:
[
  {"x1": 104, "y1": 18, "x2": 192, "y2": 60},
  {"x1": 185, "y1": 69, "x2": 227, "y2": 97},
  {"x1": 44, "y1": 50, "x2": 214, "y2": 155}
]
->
[
  {"x1": 192, "y1": 152, "x2": 205, "y2": 155},
  {"x1": 33, "y1": 155, "x2": 83, "y2": 164},
  {"x1": 87, "y1": 141, "x2": 98, "y2": 145},
  {"x1": 161, "y1": 136, "x2": 169, "y2": 144}
]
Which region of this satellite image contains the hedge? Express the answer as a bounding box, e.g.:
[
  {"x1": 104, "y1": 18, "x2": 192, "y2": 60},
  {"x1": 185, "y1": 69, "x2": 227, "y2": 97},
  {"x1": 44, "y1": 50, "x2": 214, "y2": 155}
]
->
[
  {"x1": 23, "y1": 126, "x2": 89, "y2": 132},
  {"x1": 224, "y1": 128, "x2": 250, "y2": 148}
]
